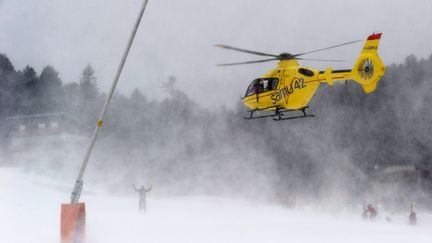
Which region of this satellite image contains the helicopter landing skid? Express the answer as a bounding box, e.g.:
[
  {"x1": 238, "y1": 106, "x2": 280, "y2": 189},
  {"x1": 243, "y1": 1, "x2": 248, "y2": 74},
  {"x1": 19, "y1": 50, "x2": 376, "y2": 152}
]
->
[
  {"x1": 244, "y1": 106, "x2": 315, "y2": 121},
  {"x1": 273, "y1": 107, "x2": 315, "y2": 121}
]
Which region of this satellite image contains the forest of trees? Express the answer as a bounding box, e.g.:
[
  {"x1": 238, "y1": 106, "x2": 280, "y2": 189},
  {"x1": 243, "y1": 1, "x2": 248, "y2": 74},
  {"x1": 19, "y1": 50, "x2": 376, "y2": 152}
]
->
[{"x1": 1, "y1": 53, "x2": 431, "y2": 207}]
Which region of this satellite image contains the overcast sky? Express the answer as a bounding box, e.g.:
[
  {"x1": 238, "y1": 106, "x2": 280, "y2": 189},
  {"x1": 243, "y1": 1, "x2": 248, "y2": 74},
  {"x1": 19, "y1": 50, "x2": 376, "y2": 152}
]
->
[{"x1": 1, "y1": 0, "x2": 432, "y2": 108}]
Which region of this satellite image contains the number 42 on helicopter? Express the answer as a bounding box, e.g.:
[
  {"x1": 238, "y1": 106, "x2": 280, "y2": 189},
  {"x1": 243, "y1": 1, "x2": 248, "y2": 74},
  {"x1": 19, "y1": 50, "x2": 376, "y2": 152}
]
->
[{"x1": 215, "y1": 33, "x2": 385, "y2": 121}]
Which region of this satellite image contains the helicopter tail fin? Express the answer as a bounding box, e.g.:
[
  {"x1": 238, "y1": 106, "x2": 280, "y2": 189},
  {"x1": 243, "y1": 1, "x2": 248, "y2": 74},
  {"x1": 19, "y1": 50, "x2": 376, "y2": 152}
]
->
[{"x1": 351, "y1": 33, "x2": 386, "y2": 93}]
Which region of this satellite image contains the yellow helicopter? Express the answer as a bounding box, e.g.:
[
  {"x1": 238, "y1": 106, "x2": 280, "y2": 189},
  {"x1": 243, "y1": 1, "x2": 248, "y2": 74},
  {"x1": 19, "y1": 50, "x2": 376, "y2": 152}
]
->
[{"x1": 215, "y1": 33, "x2": 385, "y2": 120}]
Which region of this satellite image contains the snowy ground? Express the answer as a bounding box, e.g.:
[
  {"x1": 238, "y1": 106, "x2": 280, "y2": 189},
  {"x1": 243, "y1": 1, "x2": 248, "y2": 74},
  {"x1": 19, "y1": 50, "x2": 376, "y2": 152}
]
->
[{"x1": 1, "y1": 166, "x2": 431, "y2": 243}]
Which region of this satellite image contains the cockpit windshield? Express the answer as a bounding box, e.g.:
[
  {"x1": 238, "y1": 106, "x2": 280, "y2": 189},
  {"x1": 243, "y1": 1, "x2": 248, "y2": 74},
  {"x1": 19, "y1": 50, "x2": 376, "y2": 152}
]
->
[{"x1": 245, "y1": 78, "x2": 279, "y2": 97}]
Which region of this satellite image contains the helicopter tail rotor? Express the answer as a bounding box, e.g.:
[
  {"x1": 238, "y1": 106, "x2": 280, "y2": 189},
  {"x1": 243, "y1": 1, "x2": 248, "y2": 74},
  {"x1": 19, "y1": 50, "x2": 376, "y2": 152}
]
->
[{"x1": 351, "y1": 33, "x2": 385, "y2": 93}]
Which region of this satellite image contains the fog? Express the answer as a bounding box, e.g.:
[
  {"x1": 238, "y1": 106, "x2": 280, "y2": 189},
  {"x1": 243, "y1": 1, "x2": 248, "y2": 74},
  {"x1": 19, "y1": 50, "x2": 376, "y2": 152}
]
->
[
  {"x1": 2, "y1": 167, "x2": 431, "y2": 243},
  {"x1": 2, "y1": 53, "x2": 432, "y2": 212},
  {"x1": 1, "y1": 0, "x2": 432, "y2": 107},
  {"x1": 1, "y1": 1, "x2": 432, "y2": 242}
]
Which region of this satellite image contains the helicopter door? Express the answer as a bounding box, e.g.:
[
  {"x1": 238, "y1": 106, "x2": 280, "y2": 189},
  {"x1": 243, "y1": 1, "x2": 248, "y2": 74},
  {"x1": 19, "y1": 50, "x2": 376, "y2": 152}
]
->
[{"x1": 279, "y1": 70, "x2": 290, "y2": 105}]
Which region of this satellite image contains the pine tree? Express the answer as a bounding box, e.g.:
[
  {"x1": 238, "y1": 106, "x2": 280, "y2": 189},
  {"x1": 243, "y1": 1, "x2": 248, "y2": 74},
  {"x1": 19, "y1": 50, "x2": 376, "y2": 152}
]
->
[
  {"x1": 0, "y1": 53, "x2": 15, "y2": 73},
  {"x1": 39, "y1": 65, "x2": 63, "y2": 112},
  {"x1": 17, "y1": 66, "x2": 40, "y2": 114},
  {"x1": 0, "y1": 54, "x2": 16, "y2": 117},
  {"x1": 78, "y1": 64, "x2": 100, "y2": 124},
  {"x1": 79, "y1": 64, "x2": 99, "y2": 101}
]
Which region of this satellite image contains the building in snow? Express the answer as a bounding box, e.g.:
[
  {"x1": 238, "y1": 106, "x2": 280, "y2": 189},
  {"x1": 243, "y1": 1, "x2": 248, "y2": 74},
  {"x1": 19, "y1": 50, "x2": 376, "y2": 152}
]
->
[{"x1": 1, "y1": 113, "x2": 90, "y2": 165}]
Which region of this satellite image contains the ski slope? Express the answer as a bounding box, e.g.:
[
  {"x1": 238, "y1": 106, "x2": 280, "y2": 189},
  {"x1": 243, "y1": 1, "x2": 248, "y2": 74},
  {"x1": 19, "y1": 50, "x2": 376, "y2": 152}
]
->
[{"x1": 1, "y1": 166, "x2": 431, "y2": 243}]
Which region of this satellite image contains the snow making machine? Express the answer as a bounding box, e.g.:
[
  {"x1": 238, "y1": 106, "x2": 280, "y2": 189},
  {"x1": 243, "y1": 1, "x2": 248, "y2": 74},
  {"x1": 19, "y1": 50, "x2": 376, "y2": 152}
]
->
[{"x1": 60, "y1": 1, "x2": 149, "y2": 242}]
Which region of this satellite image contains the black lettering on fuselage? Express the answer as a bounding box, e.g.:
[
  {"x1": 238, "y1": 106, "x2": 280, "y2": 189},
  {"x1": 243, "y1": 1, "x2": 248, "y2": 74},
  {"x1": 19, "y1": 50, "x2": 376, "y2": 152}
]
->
[{"x1": 271, "y1": 78, "x2": 307, "y2": 104}]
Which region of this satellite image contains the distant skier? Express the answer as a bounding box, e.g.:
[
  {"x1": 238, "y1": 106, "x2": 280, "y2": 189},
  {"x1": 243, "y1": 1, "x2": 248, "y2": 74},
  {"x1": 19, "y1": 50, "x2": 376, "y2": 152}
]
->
[
  {"x1": 409, "y1": 203, "x2": 417, "y2": 225},
  {"x1": 367, "y1": 204, "x2": 377, "y2": 220},
  {"x1": 133, "y1": 184, "x2": 152, "y2": 211},
  {"x1": 361, "y1": 202, "x2": 368, "y2": 220}
]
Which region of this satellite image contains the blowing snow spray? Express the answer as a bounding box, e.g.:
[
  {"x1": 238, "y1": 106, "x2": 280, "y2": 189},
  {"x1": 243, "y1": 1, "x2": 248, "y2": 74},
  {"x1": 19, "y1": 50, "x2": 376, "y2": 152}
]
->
[{"x1": 60, "y1": 1, "x2": 150, "y2": 242}]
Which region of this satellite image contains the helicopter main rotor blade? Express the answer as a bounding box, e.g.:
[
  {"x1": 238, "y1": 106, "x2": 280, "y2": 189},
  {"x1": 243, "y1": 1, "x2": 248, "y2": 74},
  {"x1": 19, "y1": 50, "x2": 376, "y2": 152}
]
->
[
  {"x1": 293, "y1": 40, "x2": 362, "y2": 57},
  {"x1": 216, "y1": 58, "x2": 279, "y2": 66},
  {"x1": 214, "y1": 44, "x2": 279, "y2": 58},
  {"x1": 295, "y1": 58, "x2": 346, "y2": 62}
]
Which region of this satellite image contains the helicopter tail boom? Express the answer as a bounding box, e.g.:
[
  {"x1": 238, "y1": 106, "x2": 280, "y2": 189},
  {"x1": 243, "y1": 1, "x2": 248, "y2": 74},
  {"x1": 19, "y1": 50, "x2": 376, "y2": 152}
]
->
[{"x1": 351, "y1": 33, "x2": 386, "y2": 93}]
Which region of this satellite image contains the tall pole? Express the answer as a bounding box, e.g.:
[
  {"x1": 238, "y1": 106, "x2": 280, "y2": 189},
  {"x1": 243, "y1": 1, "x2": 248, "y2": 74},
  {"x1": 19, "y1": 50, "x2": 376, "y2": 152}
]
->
[{"x1": 70, "y1": 0, "x2": 149, "y2": 204}]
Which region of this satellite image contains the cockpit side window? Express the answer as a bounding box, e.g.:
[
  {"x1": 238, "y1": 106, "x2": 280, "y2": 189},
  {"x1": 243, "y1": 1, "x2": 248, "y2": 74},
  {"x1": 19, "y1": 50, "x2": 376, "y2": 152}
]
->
[
  {"x1": 268, "y1": 78, "x2": 279, "y2": 90},
  {"x1": 298, "y1": 68, "x2": 315, "y2": 77},
  {"x1": 245, "y1": 79, "x2": 259, "y2": 96},
  {"x1": 245, "y1": 78, "x2": 279, "y2": 97}
]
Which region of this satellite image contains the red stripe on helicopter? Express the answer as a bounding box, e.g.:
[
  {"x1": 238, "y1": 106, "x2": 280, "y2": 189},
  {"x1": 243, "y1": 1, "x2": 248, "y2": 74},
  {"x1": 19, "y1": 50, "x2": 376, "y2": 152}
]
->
[{"x1": 367, "y1": 33, "x2": 382, "y2": 40}]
